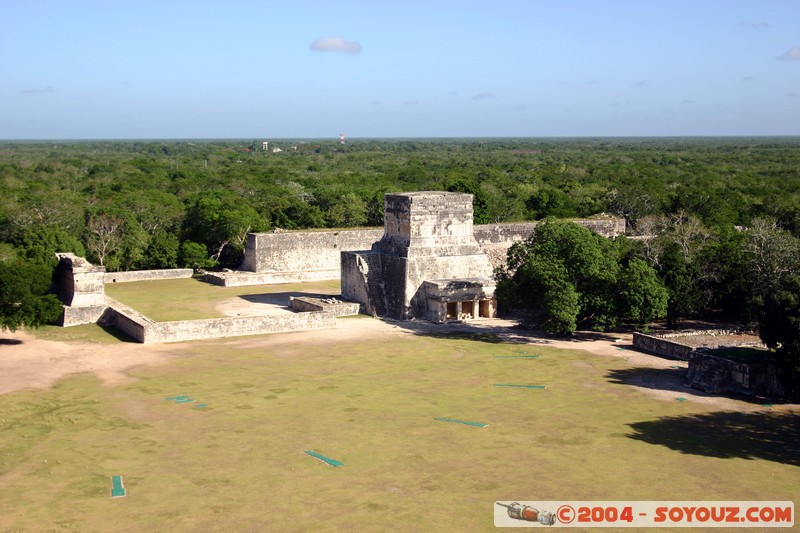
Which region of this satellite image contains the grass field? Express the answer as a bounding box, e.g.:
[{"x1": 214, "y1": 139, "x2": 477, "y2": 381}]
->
[
  {"x1": 1, "y1": 325, "x2": 798, "y2": 531},
  {"x1": 104, "y1": 278, "x2": 340, "y2": 321}
]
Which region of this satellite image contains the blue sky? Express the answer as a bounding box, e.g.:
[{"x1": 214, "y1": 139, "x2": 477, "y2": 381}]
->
[{"x1": 1, "y1": 0, "x2": 799, "y2": 138}]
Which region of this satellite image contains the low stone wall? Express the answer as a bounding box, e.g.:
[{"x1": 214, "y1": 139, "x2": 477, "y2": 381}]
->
[
  {"x1": 632, "y1": 332, "x2": 694, "y2": 360},
  {"x1": 289, "y1": 296, "x2": 360, "y2": 316},
  {"x1": 203, "y1": 270, "x2": 341, "y2": 287},
  {"x1": 686, "y1": 352, "x2": 785, "y2": 397},
  {"x1": 98, "y1": 297, "x2": 335, "y2": 343},
  {"x1": 99, "y1": 298, "x2": 154, "y2": 341},
  {"x1": 633, "y1": 330, "x2": 765, "y2": 360},
  {"x1": 142, "y1": 312, "x2": 335, "y2": 344},
  {"x1": 105, "y1": 269, "x2": 194, "y2": 283},
  {"x1": 60, "y1": 305, "x2": 108, "y2": 327},
  {"x1": 634, "y1": 329, "x2": 784, "y2": 397}
]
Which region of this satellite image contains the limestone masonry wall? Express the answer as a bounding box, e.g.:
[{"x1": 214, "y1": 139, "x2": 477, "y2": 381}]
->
[
  {"x1": 104, "y1": 269, "x2": 194, "y2": 283},
  {"x1": 99, "y1": 297, "x2": 154, "y2": 341},
  {"x1": 239, "y1": 217, "x2": 625, "y2": 281},
  {"x1": 288, "y1": 296, "x2": 360, "y2": 316},
  {"x1": 633, "y1": 330, "x2": 783, "y2": 397},
  {"x1": 142, "y1": 312, "x2": 335, "y2": 344},
  {"x1": 55, "y1": 253, "x2": 106, "y2": 307},
  {"x1": 632, "y1": 332, "x2": 694, "y2": 360},
  {"x1": 60, "y1": 305, "x2": 108, "y2": 327},
  {"x1": 242, "y1": 230, "x2": 383, "y2": 273},
  {"x1": 98, "y1": 296, "x2": 335, "y2": 343},
  {"x1": 686, "y1": 352, "x2": 785, "y2": 397}
]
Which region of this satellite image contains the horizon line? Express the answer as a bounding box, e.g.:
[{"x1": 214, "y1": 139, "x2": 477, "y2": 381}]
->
[{"x1": 2, "y1": 134, "x2": 800, "y2": 143}]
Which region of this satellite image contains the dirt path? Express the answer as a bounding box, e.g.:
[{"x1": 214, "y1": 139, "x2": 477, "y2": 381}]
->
[{"x1": 0, "y1": 318, "x2": 793, "y2": 413}]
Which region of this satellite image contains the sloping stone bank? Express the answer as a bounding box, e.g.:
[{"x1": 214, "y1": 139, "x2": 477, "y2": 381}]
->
[{"x1": 98, "y1": 298, "x2": 335, "y2": 343}]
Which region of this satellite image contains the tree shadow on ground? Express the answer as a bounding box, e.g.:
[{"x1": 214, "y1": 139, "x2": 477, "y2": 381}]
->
[
  {"x1": 0, "y1": 338, "x2": 24, "y2": 345},
  {"x1": 389, "y1": 316, "x2": 623, "y2": 346},
  {"x1": 607, "y1": 366, "x2": 691, "y2": 394},
  {"x1": 627, "y1": 411, "x2": 800, "y2": 467},
  {"x1": 606, "y1": 367, "x2": 791, "y2": 406}
]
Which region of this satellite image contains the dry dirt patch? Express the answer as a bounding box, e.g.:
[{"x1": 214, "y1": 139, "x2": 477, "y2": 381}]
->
[
  {"x1": 0, "y1": 318, "x2": 789, "y2": 413},
  {"x1": 0, "y1": 330, "x2": 178, "y2": 394}
]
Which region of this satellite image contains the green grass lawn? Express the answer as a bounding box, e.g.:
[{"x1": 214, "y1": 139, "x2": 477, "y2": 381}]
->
[
  {"x1": 1, "y1": 327, "x2": 797, "y2": 531},
  {"x1": 104, "y1": 278, "x2": 341, "y2": 321}
]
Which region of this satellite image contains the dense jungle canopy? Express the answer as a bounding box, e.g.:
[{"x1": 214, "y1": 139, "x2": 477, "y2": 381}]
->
[{"x1": 1, "y1": 137, "x2": 799, "y2": 391}]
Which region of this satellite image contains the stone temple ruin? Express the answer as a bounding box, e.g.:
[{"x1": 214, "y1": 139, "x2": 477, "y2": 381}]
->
[
  {"x1": 53, "y1": 191, "x2": 626, "y2": 342},
  {"x1": 341, "y1": 192, "x2": 497, "y2": 322}
]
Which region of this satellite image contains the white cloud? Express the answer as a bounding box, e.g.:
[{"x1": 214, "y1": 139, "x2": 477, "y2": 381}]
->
[
  {"x1": 471, "y1": 91, "x2": 497, "y2": 100},
  {"x1": 309, "y1": 36, "x2": 362, "y2": 55},
  {"x1": 21, "y1": 85, "x2": 54, "y2": 94},
  {"x1": 778, "y1": 47, "x2": 800, "y2": 61}
]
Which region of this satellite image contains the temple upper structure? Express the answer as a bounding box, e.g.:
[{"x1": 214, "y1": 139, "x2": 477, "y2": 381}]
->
[{"x1": 341, "y1": 191, "x2": 497, "y2": 322}]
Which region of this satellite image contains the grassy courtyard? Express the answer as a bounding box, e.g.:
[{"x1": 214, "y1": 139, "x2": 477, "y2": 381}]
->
[
  {"x1": 0, "y1": 323, "x2": 797, "y2": 532},
  {"x1": 104, "y1": 278, "x2": 340, "y2": 321}
]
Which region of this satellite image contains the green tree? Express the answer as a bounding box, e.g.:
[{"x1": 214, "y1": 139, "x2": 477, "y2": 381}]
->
[
  {"x1": 498, "y1": 220, "x2": 666, "y2": 333},
  {"x1": 84, "y1": 213, "x2": 124, "y2": 268},
  {"x1": 325, "y1": 192, "x2": 368, "y2": 227},
  {"x1": 759, "y1": 275, "x2": 800, "y2": 395},
  {"x1": 519, "y1": 257, "x2": 580, "y2": 334},
  {"x1": 183, "y1": 191, "x2": 264, "y2": 267},
  {"x1": 656, "y1": 242, "x2": 704, "y2": 328},
  {"x1": 140, "y1": 229, "x2": 179, "y2": 269},
  {"x1": 617, "y1": 258, "x2": 669, "y2": 328},
  {"x1": 10, "y1": 224, "x2": 86, "y2": 264},
  {"x1": 0, "y1": 260, "x2": 63, "y2": 331},
  {"x1": 179, "y1": 240, "x2": 217, "y2": 269}
]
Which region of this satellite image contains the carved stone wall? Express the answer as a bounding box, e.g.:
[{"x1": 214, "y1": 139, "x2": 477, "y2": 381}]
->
[{"x1": 342, "y1": 192, "x2": 497, "y2": 321}]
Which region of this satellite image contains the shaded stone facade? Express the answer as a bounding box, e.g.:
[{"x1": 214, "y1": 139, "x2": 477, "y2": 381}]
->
[{"x1": 341, "y1": 192, "x2": 497, "y2": 322}]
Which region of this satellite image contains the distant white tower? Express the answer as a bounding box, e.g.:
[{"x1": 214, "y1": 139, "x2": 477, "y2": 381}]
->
[
  {"x1": 339, "y1": 132, "x2": 345, "y2": 145},
  {"x1": 262, "y1": 141, "x2": 269, "y2": 151}
]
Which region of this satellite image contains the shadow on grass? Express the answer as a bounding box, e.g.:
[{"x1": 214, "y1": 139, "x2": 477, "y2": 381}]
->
[
  {"x1": 607, "y1": 367, "x2": 690, "y2": 394},
  {"x1": 0, "y1": 338, "x2": 24, "y2": 345},
  {"x1": 627, "y1": 411, "x2": 800, "y2": 466}
]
